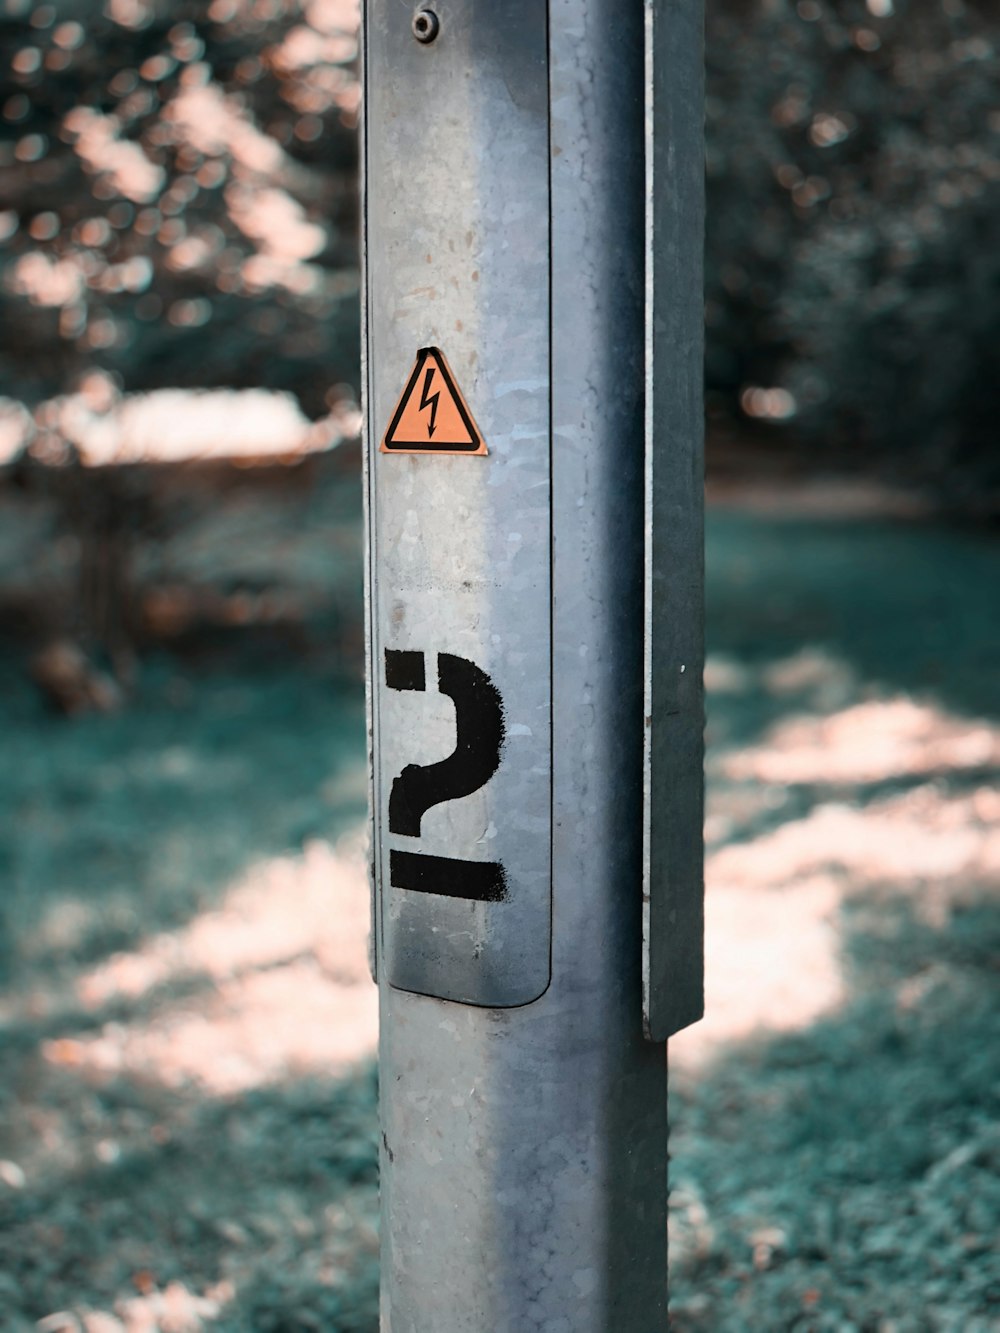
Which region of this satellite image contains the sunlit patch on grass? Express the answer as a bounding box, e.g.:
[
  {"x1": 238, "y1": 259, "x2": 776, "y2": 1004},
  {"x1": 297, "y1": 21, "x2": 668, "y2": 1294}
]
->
[
  {"x1": 43, "y1": 834, "x2": 376, "y2": 1095},
  {"x1": 37, "y1": 1280, "x2": 232, "y2": 1333},
  {"x1": 671, "y1": 874, "x2": 847, "y2": 1070},
  {"x1": 709, "y1": 786, "x2": 999, "y2": 892},
  {"x1": 723, "y1": 695, "x2": 1000, "y2": 786},
  {"x1": 677, "y1": 674, "x2": 999, "y2": 1075},
  {"x1": 33, "y1": 381, "x2": 357, "y2": 468}
]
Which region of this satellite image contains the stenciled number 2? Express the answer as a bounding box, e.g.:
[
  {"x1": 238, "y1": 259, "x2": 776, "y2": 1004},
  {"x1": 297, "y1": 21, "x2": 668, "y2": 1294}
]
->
[{"x1": 384, "y1": 649, "x2": 507, "y2": 902}]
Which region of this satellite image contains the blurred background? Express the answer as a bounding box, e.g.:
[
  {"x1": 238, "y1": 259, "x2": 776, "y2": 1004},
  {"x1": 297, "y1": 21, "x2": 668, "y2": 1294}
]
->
[{"x1": 0, "y1": 0, "x2": 997, "y2": 1329}]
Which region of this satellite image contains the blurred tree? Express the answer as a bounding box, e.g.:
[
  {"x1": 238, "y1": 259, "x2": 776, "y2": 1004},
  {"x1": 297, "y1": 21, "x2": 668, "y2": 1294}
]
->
[
  {"x1": 3, "y1": 0, "x2": 1000, "y2": 508},
  {"x1": 0, "y1": 0, "x2": 360, "y2": 422},
  {"x1": 706, "y1": 0, "x2": 1000, "y2": 506},
  {"x1": 1, "y1": 0, "x2": 362, "y2": 685}
]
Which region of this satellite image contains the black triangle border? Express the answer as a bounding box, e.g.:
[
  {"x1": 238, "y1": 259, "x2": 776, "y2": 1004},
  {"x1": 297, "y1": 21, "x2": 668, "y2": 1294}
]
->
[{"x1": 382, "y1": 346, "x2": 484, "y2": 453}]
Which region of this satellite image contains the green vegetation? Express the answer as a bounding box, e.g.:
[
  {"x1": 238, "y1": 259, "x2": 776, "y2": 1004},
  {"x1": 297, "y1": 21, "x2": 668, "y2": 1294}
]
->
[
  {"x1": 0, "y1": 0, "x2": 359, "y2": 418},
  {"x1": 706, "y1": 0, "x2": 1000, "y2": 505},
  {"x1": 3, "y1": 0, "x2": 1000, "y2": 504}
]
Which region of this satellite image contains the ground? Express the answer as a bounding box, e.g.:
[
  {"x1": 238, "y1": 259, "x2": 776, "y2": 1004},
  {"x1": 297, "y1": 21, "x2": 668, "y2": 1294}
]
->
[{"x1": 0, "y1": 457, "x2": 997, "y2": 1331}]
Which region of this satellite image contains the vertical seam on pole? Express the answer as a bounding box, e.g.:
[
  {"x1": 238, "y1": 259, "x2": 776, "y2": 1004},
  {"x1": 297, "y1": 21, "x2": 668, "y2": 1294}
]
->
[
  {"x1": 360, "y1": 0, "x2": 382, "y2": 981},
  {"x1": 546, "y1": 0, "x2": 555, "y2": 992}
]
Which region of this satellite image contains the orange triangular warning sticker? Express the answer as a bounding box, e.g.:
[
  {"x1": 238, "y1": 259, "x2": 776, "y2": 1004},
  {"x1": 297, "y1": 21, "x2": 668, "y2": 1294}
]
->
[{"x1": 381, "y1": 347, "x2": 486, "y2": 455}]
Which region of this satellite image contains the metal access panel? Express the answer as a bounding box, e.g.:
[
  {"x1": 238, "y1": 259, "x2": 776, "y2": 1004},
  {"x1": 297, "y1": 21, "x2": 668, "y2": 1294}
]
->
[
  {"x1": 364, "y1": 0, "x2": 704, "y2": 1035},
  {"x1": 364, "y1": 3, "x2": 551, "y2": 1007}
]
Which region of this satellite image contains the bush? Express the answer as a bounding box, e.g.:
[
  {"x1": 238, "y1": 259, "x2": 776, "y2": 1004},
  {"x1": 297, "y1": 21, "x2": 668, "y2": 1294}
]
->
[
  {"x1": 3, "y1": 0, "x2": 1000, "y2": 504},
  {"x1": 0, "y1": 0, "x2": 360, "y2": 419},
  {"x1": 706, "y1": 0, "x2": 1000, "y2": 503}
]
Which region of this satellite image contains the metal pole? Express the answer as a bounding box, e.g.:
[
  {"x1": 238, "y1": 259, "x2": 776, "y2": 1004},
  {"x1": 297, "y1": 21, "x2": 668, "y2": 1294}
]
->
[{"x1": 361, "y1": 2, "x2": 703, "y2": 1328}]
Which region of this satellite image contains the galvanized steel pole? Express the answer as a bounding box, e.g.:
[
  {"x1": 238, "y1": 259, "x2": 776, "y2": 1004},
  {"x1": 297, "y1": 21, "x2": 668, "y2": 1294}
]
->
[{"x1": 362, "y1": 2, "x2": 703, "y2": 1329}]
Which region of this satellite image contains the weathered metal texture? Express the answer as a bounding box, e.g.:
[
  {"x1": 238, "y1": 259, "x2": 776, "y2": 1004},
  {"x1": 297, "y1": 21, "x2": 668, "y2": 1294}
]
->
[
  {"x1": 364, "y1": 0, "x2": 670, "y2": 1327},
  {"x1": 365, "y1": 0, "x2": 552, "y2": 1008},
  {"x1": 642, "y1": 0, "x2": 706, "y2": 1042}
]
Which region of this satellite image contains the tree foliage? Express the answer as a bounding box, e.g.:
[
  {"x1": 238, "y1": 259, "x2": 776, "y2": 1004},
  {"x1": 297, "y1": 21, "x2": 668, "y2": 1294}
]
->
[
  {"x1": 706, "y1": 0, "x2": 1000, "y2": 500},
  {"x1": 3, "y1": 0, "x2": 1000, "y2": 500},
  {"x1": 1, "y1": 0, "x2": 359, "y2": 419}
]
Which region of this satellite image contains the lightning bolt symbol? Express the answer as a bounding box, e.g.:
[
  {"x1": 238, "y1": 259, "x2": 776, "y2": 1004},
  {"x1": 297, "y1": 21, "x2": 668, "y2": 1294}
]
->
[{"x1": 419, "y1": 366, "x2": 441, "y2": 439}]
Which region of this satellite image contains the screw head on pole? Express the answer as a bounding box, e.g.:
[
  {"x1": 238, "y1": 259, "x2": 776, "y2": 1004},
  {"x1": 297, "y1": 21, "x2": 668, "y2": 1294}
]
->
[{"x1": 412, "y1": 8, "x2": 439, "y2": 43}]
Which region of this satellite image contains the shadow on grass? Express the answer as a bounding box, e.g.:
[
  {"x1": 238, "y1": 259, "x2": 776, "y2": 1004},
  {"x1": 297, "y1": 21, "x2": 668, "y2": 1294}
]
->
[
  {"x1": 0, "y1": 646, "x2": 368, "y2": 990},
  {"x1": 669, "y1": 885, "x2": 1000, "y2": 1331},
  {"x1": 2, "y1": 886, "x2": 995, "y2": 1329},
  {"x1": 0, "y1": 1061, "x2": 381, "y2": 1331},
  {"x1": 1, "y1": 492, "x2": 997, "y2": 1329},
  {"x1": 706, "y1": 509, "x2": 1000, "y2": 742}
]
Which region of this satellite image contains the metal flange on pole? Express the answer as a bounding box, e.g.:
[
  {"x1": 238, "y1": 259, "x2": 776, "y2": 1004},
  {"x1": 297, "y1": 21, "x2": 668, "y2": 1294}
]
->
[{"x1": 361, "y1": 2, "x2": 704, "y2": 1329}]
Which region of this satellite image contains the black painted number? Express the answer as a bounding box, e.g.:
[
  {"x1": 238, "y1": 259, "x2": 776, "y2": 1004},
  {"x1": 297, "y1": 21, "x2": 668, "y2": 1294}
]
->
[{"x1": 385, "y1": 650, "x2": 507, "y2": 902}]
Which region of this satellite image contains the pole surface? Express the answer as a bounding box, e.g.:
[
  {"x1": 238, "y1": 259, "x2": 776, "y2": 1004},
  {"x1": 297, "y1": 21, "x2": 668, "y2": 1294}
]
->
[{"x1": 362, "y1": 2, "x2": 696, "y2": 1328}]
